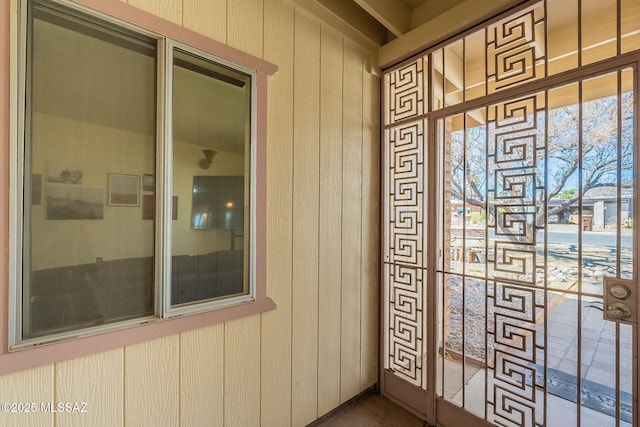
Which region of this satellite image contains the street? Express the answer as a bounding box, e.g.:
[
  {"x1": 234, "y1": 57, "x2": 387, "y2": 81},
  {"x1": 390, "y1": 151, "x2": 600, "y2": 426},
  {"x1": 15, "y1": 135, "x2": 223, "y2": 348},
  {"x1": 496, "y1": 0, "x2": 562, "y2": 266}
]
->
[{"x1": 541, "y1": 224, "x2": 633, "y2": 248}]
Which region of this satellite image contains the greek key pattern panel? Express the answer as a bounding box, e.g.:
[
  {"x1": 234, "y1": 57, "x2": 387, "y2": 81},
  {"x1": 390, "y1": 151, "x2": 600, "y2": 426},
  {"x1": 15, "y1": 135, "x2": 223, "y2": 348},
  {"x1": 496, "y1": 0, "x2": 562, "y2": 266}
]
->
[
  {"x1": 487, "y1": 282, "x2": 545, "y2": 427},
  {"x1": 487, "y1": 4, "x2": 546, "y2": 92},
  {"x1": 383, "y1": 117, "x2": 427, "y2": 389},
  {"x1": 384, "y1": 59, "x2": 425, "y2": 126},
  {"x1": 384, "y1": 263, "x2": 426, "y2": 388},
  {"x1": 488, "y1": 95, "x2": 545, "y2": 285},
  {"x1": 485, "y1": 94, "x2": 547, "y2": 427},
  {"x1": 384, "y1": 120, "x2": 426, "y2": 268}
]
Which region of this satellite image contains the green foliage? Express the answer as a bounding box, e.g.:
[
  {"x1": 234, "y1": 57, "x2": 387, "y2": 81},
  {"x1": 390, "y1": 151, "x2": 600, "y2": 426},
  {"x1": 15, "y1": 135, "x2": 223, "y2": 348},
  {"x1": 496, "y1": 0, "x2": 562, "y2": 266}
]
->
[{"x1": 555, "y1": 189, "x2": 578, "y2": 199}]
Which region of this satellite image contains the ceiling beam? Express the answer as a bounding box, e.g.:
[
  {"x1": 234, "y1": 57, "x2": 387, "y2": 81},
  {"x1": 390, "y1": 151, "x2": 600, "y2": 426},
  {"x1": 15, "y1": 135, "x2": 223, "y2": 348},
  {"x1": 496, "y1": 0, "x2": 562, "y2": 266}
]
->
[
  {"x1": 378, "y1": 0, "x2": 526, "y2": 68},
  {"x1": 411, "y1": 0, "x2": 466, "y2": 29},
  {"x1": 352, "y1": 0, "x2": 411, "y2": 37},
  {"x1": 312, "y1": 0, "x2": 388, "y2": 46}
]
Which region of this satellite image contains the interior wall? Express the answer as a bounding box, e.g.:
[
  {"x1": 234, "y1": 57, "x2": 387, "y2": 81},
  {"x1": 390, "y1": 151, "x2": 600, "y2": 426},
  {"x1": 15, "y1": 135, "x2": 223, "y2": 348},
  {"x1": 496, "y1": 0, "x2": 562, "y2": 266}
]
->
[
  {"x1": 171, "y1": 141, "x2": 245, "y2": 256},
  {"x1": 0, "y1": 0, "x2": 380, "y2": 426},
  {"x1": 29, "y1": 112, "x2": 243, "y2": 270},
  {"x1": 29, "y1": 112, "x2": 155, "y2": 270}
]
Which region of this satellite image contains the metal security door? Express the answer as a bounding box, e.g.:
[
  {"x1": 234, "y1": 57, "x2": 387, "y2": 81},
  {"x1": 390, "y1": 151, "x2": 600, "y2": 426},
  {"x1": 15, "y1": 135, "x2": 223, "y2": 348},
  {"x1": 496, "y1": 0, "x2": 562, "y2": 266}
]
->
[
  {"x1": 381, "y1": 2, "x2": 640, "y2": 426},
  {"x1": 433, "y1": 66, "x2": 638, "y2": 427},
  {"x1": 381, "y1": 59, "x2": 431, "y2": 417}
]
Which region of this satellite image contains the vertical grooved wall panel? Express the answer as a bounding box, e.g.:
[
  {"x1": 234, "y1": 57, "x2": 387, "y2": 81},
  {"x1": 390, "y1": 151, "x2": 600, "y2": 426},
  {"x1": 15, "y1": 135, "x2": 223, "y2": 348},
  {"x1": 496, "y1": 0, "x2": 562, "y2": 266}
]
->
[
  {"x1": 261, "y1": 0, "x2": 295, "y2": 425},
  {"x1": 182, "y1": 0, "x2": 227, "y2": 44},
  {"x1": 225, "y1": 317, "x2": 261, "y2": 427},
  {"x1": 291, "y1": 7, "x2": 321, "y2": 426},
  {"x1": 317, "y1": 24, "x2": 344, "y2": 417},
  {"x1": 124, "y1": 335, "x2": 179, "y2": 426},
  {"x1": 360, "y1": 64, "x2": 380, "y2": 390},
  {"x1": 127, "y1": 0, "x2": 182, "y2": 25},
  {"x1": 340, "y1": 38, "x2": 364, "y2": 403},
  {"x1": 0, "y1": 365, "x2": 53, "y2": 426},
  {"x1": 228, "y1": 0, "x2": 264, "y2": 59},
  {"x1": 180, "y1": 324, "x2": 224, "y2": 427},
  {"x1": 55, "y1": 349, "x2": 123, "y2": 427}
]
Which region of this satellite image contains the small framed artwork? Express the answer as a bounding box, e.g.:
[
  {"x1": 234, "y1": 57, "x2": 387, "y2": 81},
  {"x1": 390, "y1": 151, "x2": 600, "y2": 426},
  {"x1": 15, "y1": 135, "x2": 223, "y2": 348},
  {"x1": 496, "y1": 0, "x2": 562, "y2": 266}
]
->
[
  {"x1": 143, "y1": 174, "x2": 155, "y2": 192},
  {"x1": 47, "y1": 185, "x2": 104, "y2": 219},
  {"x1": 142, "y1": 195, "x2": 154, "y2": 219},
  {"x1": 143, "y1": 195, "x2": 178, "y2": 220},
  {"x1": 32, "y1": 174, "x2": 42, "y2": 205},
  {"x1": 108, "y1": 173, "x2": 140, "y2": 206},
  {"x1": 48, "y1": 161, "x2": 83, "y2": 184},
  {"x1": 172, "y1": 196, "x2": 178, "y2": 220}
]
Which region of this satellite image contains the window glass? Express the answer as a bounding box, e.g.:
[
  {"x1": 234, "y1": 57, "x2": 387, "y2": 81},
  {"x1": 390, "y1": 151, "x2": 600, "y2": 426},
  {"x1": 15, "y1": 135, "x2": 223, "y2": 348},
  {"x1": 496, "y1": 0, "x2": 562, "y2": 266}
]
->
[
  {"x1": 23, "y1": 3, "x2": 156, "y2": 339},
  {"x1": 171, "y1": 49, "x2": 251, "y2": 306},
  {"x1": 15, "y1": 0, "x2": 263, "y2": 349}
]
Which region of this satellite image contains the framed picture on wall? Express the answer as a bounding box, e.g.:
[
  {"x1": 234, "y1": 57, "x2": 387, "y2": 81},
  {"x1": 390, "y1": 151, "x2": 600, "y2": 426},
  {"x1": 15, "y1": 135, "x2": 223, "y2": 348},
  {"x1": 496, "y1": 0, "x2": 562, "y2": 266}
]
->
[
  {"x1": 143, "y1": 174, "x2": 155, "y2": 192},
  {"x1": 142, "y1": 194, "x2": 178, "y2": 220},
  {"x1": 47, "y1": 161, "x2": 83, "y2": 184},
  {"x1": 47, "y1": 185, "x2": 104, "y2": 219},
  {"x1": 108, "y1": 173, "x2": 140, "y2": 206},
  {"x1": 32, "y1": 174, "x2": 42, "y2": 205}
]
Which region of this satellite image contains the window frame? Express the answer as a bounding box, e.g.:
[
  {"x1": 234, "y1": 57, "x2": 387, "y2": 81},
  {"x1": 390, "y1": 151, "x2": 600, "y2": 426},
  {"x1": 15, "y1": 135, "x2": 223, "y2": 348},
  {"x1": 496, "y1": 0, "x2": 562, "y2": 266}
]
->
[
  {"x1": 1, "y1": 0, "x2": 276, "y2": 374},
  {"x1": 161, "y1": 38, "x2": 259, "y2": 319}
]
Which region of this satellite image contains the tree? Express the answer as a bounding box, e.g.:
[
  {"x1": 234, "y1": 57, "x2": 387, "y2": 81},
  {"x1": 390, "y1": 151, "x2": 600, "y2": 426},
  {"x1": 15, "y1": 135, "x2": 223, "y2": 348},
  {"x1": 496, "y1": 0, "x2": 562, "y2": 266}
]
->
[{"x1": 448, "y1": 92, "x2": 634, "y2": 227}]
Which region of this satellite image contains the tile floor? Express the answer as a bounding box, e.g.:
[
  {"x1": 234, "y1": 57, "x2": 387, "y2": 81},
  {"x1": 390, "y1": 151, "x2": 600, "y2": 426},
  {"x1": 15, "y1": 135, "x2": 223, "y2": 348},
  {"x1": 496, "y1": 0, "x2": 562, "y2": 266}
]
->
[
  {"x1": 543, "y1": 294, "x2": 633, "y2": 393},
  {"x1": 444, "y1": 293, "x2": 634, "y2": 427},
  {"x1": 310, "y1": 392, "x2": 427, "y2": 427}
]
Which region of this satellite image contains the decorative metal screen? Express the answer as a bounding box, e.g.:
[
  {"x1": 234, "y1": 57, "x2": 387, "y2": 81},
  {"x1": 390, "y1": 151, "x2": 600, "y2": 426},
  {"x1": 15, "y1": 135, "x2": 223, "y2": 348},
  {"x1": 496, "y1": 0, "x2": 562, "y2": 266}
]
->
[
  {"x1": 383, "y1": 60, "x2": 428, "y2": 389},
  {"x1": 436, "y1": 71, "x2": 635, "y2": 427},
  {"x1": 384, "y1": 60, "x2": 426, "y2": 126},
  {"x1": 487, "y1": 7, "x2": 545, "y2": 92},
  {"x1": 485, "y1": 94, "x2": 547, "y2": 426},
  {"x1": 382, "y1": 1, "x2": 639, "y2": 425}
]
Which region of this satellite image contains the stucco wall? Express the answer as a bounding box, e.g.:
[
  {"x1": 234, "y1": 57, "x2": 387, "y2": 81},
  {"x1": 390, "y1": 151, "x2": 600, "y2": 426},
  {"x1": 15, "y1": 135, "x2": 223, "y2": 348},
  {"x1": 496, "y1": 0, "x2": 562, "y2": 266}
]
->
[{"x1": 0, "y1": 0, "x2": 380, "y2": 426}]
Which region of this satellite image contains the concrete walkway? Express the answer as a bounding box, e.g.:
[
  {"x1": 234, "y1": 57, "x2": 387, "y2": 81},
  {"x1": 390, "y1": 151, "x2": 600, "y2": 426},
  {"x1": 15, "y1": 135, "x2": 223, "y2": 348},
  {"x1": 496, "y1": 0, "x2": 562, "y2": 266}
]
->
[
  {"x1": 445, "y1": 222, "x2": 635, "y2": 425},
  {"x1": 543, "y1": 295, "x2": 632, "y2": 394}
]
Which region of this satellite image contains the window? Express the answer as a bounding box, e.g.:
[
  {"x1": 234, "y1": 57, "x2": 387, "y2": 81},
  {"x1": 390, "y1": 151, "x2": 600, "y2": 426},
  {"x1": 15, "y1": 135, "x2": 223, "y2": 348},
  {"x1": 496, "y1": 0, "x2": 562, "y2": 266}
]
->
[
  {"x1": 170, "y1": 48, "x2": 252, "y2": 311},
  {"x1": 9, "y1": 0, "x2": 273, "y2": 350}
]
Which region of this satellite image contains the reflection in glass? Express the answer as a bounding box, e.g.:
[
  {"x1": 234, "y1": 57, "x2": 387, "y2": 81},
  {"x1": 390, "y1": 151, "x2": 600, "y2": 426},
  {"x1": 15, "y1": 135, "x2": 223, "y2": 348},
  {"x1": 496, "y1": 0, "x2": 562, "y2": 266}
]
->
[
  {"x1": 171, "y1": 49, "x2": 251, "y2": 306},
  {"x1": 24, "y1": 4, "x2": 156, "y2": 338}
]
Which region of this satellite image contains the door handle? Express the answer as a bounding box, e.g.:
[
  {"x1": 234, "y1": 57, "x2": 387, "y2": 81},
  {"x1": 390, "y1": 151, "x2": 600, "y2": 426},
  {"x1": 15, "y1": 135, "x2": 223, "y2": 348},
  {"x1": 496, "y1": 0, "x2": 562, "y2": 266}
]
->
[
  {"x1": 605, "y1": 303, "x2": 632, "y2": 320},
  {"x1": 603, "y1": 278, "x2": 637, "y2": 325}
]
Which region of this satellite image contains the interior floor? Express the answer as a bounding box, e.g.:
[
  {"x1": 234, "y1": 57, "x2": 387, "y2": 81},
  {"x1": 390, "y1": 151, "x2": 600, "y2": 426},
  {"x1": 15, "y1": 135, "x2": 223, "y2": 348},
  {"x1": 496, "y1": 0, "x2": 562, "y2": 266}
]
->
[{"x1": 309, "y1": 391, "x2": 427, "y2": 427}]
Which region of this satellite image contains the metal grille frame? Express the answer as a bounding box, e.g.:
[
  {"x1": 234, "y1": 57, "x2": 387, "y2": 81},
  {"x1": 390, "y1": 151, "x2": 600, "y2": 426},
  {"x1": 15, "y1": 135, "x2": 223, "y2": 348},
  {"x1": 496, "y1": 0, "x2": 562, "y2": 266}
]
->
[{"x1": 381, "y1": 0, "x2": 640, "y2": 425}]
